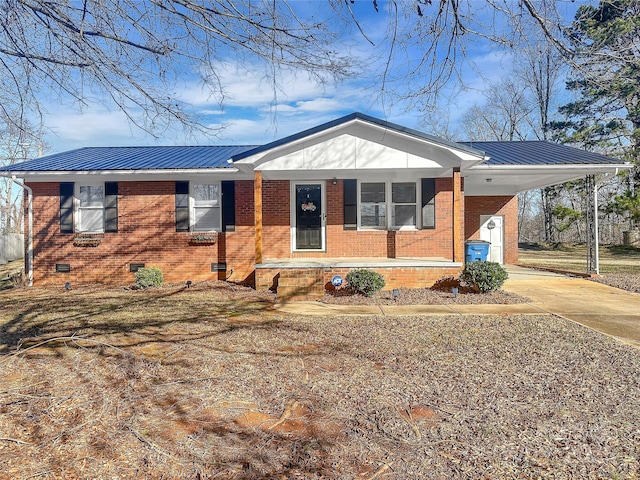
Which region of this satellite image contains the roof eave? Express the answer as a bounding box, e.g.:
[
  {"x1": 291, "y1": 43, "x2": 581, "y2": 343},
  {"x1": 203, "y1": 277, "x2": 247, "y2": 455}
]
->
[
  {"x1": 4, "y1": 167, "x2": 242, "y2": 177},
  {"x1": 469, "y1": 163, "x2": 630, "y2": 173}
]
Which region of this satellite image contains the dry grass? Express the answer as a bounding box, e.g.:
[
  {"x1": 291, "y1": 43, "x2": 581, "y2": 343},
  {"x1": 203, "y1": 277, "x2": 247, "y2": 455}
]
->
[
  {"x1": 519, "y1": 243, "x2": 640, "y2": 294},
  {"x1": 519, "y1": 243, "x2": 640, "y2": 274},
  {"x1": 1, "y1": 283, "x2": 640, "y2": 479},
  {"x1": 0, "y1": 259, "x2": 25, "y2": 291}
]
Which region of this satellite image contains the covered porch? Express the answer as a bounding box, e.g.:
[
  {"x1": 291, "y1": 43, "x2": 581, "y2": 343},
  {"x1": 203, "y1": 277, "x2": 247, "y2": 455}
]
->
[{"x1": 231, "y1": 114, "x2": 478, "y2": 284}]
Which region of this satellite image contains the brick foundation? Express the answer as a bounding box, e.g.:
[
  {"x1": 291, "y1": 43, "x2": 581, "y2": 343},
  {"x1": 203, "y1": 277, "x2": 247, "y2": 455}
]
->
[{"x1": 256, "y1": 265, "x2": 462, "y2": 301}]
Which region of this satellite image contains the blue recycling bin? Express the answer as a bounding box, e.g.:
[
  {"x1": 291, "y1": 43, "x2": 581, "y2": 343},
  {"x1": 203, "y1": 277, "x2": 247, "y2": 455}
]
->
[{"x1": 465, "y1": 240, "x2": 490, "y2": 263}]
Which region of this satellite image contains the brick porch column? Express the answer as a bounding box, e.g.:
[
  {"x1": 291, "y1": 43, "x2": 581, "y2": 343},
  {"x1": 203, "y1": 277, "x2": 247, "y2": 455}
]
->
[
  {"x1": 452, "y1": 167, "x2": 463, "y2": 262},
  {"x1": 254, "y1": 171, "x2": 263, "y2": 264}
]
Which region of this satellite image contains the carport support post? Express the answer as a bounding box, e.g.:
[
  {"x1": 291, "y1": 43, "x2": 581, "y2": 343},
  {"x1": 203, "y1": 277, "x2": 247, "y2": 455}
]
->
[
  {"x1": 586, "y1": 174, "x2": 599, "y2": 275},
  {"x1": 254, "y1": 170, "x2": 263, "y2": 264}
]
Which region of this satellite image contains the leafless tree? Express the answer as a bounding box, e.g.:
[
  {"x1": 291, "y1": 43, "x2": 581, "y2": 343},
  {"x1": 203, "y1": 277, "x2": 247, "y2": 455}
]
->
[
  {"x1": 0, "y1": 1, "x2": 616, "y2": 138},
  {"x1": 513, "y1": 31, "x2": 565, "y2": 242},
  {"x1": 0, "y1": 0, "x2": 359, "y2": 137},
  {"x1": 0, "y1": 112, "x2": 46, "y2": 233},
  {"x1": 460, "y1": 80, "x2": 532, "y2": 142},
  {"x1": 455, "y1": 20, "x2": 567, "y2": 243}
]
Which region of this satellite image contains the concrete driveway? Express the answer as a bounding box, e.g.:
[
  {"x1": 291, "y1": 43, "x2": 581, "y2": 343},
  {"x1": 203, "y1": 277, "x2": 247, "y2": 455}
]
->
[{"x1": 504, "y1": 266, "x2": 640, "y2": 348}]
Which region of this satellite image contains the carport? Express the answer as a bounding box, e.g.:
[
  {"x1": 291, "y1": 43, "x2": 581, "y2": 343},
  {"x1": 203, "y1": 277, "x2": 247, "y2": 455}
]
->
[{"x1": 462, "y1": 141, "x2": 631, "y2": 274}]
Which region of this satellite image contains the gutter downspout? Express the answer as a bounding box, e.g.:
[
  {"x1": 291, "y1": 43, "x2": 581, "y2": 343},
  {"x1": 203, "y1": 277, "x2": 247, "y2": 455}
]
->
[{"x1": 1, "y1": 174, "x2": 33, "y2": 286}]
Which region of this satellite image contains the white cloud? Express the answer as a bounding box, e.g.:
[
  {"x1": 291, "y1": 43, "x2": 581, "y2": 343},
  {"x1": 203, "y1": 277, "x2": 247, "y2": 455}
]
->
[
  {"x1": 37, "y1": 3, "x2": 529, "y2": 153},
  {"x1": 179, "y1": 62, "x2": 333, "y2": 109},
  {"x1": 45, "y1": 108, "x2": 147, "y2": 152}
]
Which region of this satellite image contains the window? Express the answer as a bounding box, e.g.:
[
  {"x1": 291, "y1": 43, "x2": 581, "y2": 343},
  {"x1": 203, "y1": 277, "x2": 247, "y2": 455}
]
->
[
  {"x1": 392, "y1": 182, "x2": 417, "y2": 228},
  {"x1": 358, "y1": 181, "x2": 419, "y2": 230},
  {"x1": 176, "y1": 181, "x2": 231, "y2": 232},
  {"x1": 77, "y1": 184, "x2": 105, "y2": 232},
  {"x1": 193, "y1": 183, "x2": 221, "y2": 231},
  {"x1": 62, "y1": 182, "x2": 117, "y2": 234},
  {"x1": 360, "y1": 182, "x2": 386, "y2": 228}
]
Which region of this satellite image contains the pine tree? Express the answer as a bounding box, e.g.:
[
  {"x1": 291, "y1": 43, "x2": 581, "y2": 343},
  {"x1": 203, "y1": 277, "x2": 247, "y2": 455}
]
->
[{"x1": 551, "y1": 0, "x2": 640, "y2": 228}]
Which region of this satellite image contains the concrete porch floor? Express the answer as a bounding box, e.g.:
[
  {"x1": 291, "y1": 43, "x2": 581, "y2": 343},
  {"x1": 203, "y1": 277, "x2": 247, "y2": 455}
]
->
[{"x1": 257, "y1": 257, "x2": 462, "y2": 269}]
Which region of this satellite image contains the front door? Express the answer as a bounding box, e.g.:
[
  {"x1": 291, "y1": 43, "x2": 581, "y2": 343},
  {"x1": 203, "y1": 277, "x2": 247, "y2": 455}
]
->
[
  {"x1": 480, "y1": 215, "x2": 504, "y2": 264},
  {"x1": 293, "y1": 183, "x2": 324, "y2": 250}
]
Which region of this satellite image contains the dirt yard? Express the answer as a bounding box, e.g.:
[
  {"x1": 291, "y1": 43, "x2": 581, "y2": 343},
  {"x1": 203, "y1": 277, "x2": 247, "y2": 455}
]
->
[{"x1": 1, "y1": 283, "x2": 639, "y2": 479}]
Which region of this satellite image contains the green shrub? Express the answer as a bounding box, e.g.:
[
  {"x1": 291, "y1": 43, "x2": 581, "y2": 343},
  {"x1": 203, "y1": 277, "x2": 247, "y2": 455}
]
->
[
  {"x1": 460, "y1": 261, "x2": 508, "y2": 293},
  {"x1": 346, "y1": 268, "x2": 385, "y2": 296},
  {"x1": 134, "y1": 266, "x2": 164, "y2": 289}
]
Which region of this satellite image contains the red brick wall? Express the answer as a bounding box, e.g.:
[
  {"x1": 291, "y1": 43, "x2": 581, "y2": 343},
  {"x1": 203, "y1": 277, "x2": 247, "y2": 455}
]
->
[
  {"x1": 261, "y1": 178, "x2": 458, "y2": 261},
  {"x1": 223, "y1": 180, "x2": 256, "y2": 284},
  {"x1": 27, "y1": 179, "x2": 512, "y2": 286},
  {"x1": 27, "y1": 181, "x2": 256, "y2": 285},
  {"x1": 261, "y1": 180, "x2": 291, "y2": 258},
  {"x1": 464, "y1": 195, "x2": 518, "y2": 264}
]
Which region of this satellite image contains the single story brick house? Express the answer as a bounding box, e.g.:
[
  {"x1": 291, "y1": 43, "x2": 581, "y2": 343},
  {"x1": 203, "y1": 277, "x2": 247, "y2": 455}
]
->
[{"x1": 1, "y1": 113, "x2": 628, "y2": 298}]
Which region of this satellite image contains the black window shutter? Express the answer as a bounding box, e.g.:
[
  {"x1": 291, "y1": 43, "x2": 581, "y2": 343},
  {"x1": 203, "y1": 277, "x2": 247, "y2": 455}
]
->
[
  {"x1": 343, "y1": 179, "x2": 357, "y2": 230},
  {"x1": 104, "y1": 182, "x2": 118, "y2": 232},
  {"x1": 60, "y1": 182, "x2": 74, "y2": 233},
  {"x1": 421, "y1": 178, "x2": 436, "y2": 229},
  {"x1": 175, "y1": 181, "x2": 190, "y2": 232},
  {"x1": 221, "y1": 181, "x2": 235, "y2": 232}
]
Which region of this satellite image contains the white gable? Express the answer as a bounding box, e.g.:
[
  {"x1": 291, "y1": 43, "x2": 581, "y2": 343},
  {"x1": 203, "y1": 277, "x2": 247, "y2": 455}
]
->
[
  {"x1": 256, "y1": 133, "x2": 449, "y2": 171},
  {"x1": 235, "y1": 119, "x2": 486, "y2": 176}
]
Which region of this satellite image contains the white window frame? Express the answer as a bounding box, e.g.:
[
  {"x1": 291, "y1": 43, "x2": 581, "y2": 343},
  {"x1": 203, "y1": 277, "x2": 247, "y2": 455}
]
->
[
  {"x1": 75, "y1": 182, "x2": 105, "y2": 233},
  {"x1": 357, "y1": 180, "x2": 420, "y2": 231},
  {"x1": 391, "y1": 181, "x2": 418, "y2": 229},
  {"x1": 359, "y1": 181, "x2": 387, "y2": 230},
  {"x1": 191, "y1": 182, "x2": 222, "y2": 232}
]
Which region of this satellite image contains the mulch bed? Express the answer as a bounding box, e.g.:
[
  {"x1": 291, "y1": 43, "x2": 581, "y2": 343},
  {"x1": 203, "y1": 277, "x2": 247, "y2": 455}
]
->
[
  {"x1": 593, "y1": 272, "x2": 640, "y2": 294},
  {"x1": 320, "y1": 286, "x2": 528, "y2": 305},
  {"x1": 320, "y1": 275, "x2": 528, "y2": 305}
]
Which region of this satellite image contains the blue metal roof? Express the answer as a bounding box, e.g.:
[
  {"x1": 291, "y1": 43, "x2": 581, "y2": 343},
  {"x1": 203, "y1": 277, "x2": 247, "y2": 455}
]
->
[
  {"x1": 461, "y1": 141, "x2": 622, "y2": 166},
  {"x1": 0, "y1": 115, "x2": 625, "y2": 174},
  {"x1": 0, "y1": 145, "x2": 258, "y2": 172}
]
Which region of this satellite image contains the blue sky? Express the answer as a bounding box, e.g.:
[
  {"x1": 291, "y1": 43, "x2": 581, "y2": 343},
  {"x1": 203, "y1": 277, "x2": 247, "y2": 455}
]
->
[{"x1": 39, "y1": 1, "x2": 586, "y2": 155}]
